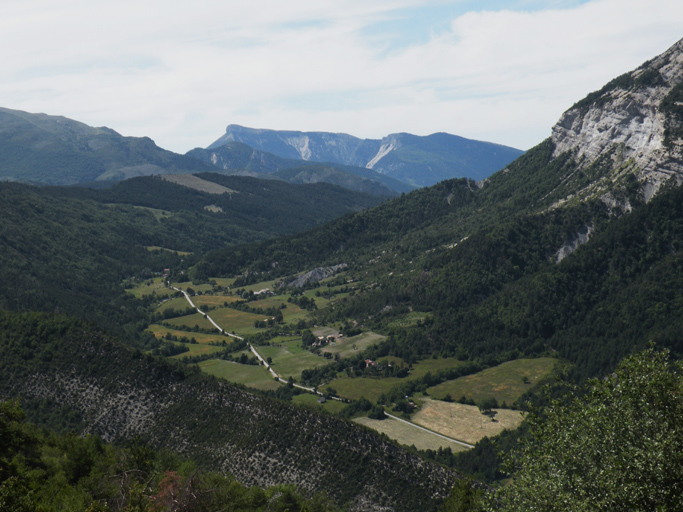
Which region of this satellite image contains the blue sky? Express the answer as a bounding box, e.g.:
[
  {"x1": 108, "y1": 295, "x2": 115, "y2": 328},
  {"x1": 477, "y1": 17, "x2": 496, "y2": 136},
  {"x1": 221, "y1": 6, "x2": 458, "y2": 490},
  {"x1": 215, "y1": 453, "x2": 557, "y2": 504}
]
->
[{"x1": 1, "y1": 0, "x2": 681, "y2": 153}]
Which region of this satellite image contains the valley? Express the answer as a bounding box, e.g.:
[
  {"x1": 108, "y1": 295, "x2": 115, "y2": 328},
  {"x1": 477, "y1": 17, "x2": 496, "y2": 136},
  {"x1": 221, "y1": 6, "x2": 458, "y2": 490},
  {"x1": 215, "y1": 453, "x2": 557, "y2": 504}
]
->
[
  {"x1": 133, "y1": 273, "x2": 555, "y2": 453},
  {"x1": 2, "y1": 34, "x2": 683, "y2": 512}
]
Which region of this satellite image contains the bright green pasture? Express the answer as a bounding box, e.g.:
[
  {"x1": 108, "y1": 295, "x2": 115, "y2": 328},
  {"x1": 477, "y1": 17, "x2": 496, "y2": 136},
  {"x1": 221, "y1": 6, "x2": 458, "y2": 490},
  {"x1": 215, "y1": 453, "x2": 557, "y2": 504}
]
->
[
  {"x1": 127, "y1": 278, "x2": 176, "y2": 299},
  {"x1": 155, "y1": 296, "x2": 192, "y2": 313},
  {"x1": 292, "y1": 393, "x2": 348, "y2": 414},
  {"x1": 427, "y1": 358, "x2": 559, "y2": 405},
  {"x1": 320, "y1": 332, "x2": 386, "y2": 358},
  {"x1": 249, "y1": 297, "x2": 308, "y2": 323},
  {"x1": 146, "y1": 324, "x2": 233, "y2": 346},
  {"x1": 198, "y1": 360, "x2": 280, "y2": 391},
  {"x1": 191, "y1": 295, "x2": 242, "y2": 308},
  {"x1": 163, "y1": 313, "x2": 216, "y2": 331},
  {"x1": 329, "y1": 377, "x2": 400, "y2": 403},
  {"x1": 207, "y1": 308, "x2": 271, "y2": 335},
  {"x1": 257, "y1": 340, "x2": 329, "y2": 379},
  {"x1": 330, "y1": 357, "x2": 466, "y2": 402}
]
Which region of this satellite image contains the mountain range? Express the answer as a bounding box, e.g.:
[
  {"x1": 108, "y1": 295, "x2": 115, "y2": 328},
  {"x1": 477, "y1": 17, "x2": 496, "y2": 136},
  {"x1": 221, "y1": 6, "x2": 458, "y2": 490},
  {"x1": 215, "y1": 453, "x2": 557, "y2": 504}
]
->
[
  {"x1": 205, "y1": 125, "x2": 524, "y2": 187},
  {"x1": 0, "y1": 107, "x2": 522, "y2": 194}
]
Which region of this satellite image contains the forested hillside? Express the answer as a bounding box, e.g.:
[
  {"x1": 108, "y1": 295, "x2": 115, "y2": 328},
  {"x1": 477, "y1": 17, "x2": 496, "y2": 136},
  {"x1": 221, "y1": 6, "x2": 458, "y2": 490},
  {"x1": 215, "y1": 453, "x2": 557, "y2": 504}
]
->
[
  {"x1": 0, "y1": 107, "x2": 215, "y2": 184},
  {"x1": 0, "y1": 176, "x2": 383, "y2": 347},
  {"x1": 0, "y1": 311, "x2": 455, "y2": 511}
]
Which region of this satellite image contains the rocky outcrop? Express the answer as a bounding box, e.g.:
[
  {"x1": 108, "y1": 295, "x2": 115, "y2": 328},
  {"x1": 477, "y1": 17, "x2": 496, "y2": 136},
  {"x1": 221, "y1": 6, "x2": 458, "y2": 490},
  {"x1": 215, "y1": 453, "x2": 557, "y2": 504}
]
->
[
  {"x1": 284, "y1": 264, "x2": 348, "y2": 288},
  {"x1": 551, "y1": 37, "x2": 683, "y2": 203}
]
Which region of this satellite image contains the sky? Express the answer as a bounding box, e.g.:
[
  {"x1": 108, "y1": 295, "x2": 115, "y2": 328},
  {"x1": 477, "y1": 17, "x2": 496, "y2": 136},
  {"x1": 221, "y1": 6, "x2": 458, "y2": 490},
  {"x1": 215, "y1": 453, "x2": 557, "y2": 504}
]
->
[{"x1": 1, "y1": 0, "x2": 682, "y2": 153}]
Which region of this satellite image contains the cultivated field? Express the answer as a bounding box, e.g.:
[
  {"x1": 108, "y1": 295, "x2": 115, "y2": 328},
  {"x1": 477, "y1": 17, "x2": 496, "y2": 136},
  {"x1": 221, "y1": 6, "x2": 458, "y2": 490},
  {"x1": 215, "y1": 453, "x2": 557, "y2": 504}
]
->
[
  {"x1": 257, "y1": 340, "x2": 329, "y2": 379},
  {"x1": 191, "y1": 295, "x2": 242, "y2": 308},
  {"x1": 354, "y1": 416, "x2": 468, "y2": 453},
  {"x1": 292, "y1": 393, "x2": 348, "y2": 414},
  {"x1": 412, "y1": 399, "x2": 524, "y2": 445},
  {"x1": 330, "y1": 357, "x2": 466, "y2": 402},
  {"x1": 163, "y1": 313, "x2": 216, "y2": 331},
  {"x1": 198, "y1": 359, "x2": 280, "y2": 391},
  {"x1": 320, "y1": 332, "x2": 386, "y2": 358},
  {"x1": 146, "y1": 324, "x2": 234, "y2": 345},
  {"x1": 156, "y1": 296, "x2": 192, "y2": 313},
  {"x1": 207, "y1": 307, "x2": 272, "y2": 335},
  {"x1": 127, "y1": 278, "x2": 176, "y2": 299},
  {"x1": 427, "y1": 357, "x2": 558, "y2": 405}
]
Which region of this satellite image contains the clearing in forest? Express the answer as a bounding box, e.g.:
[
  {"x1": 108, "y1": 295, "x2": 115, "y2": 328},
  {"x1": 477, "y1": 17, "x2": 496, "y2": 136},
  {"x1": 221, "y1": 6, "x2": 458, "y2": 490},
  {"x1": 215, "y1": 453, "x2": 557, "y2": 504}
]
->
[
  {"x1": 427, "y1": 358, "x2": 558, "y2": 406},
  {"x1": 412, "y1": 399, "x2": 524, "y2": 445}
]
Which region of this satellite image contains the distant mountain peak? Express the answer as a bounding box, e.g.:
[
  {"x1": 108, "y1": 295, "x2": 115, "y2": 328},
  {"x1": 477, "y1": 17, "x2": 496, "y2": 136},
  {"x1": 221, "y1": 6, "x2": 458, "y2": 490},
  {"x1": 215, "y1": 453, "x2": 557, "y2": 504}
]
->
[{"x1": 207, "y1": 125, "x2": 523, "y2": 187}]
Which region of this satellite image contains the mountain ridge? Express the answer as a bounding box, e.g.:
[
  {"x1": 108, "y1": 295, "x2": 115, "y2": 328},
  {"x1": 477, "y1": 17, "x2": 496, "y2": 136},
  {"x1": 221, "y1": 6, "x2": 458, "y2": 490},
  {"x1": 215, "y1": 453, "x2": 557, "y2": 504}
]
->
[{"x1": 207, "y1": 124, "x2": 524, "y2": 187}]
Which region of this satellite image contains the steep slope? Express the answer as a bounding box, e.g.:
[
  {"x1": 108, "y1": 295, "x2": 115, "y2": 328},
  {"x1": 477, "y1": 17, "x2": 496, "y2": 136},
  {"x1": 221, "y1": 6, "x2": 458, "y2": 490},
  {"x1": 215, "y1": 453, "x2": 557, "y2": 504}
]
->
[
  {"x1": 0, "y1": 311, "x2": 456, "y2": 512},
  {"x1": 550, "y1": 37, "x2": 683, "y2": 207},
  {"x1": 206, "y1": 125, "x2": 524, "y2": 187},
  {"x1": 187, "y1": 140, "x2": 412, "y2": 195},
  {"x1": 196, "y1": 38, "x2": 683, "y2": 380},
  {"x1": 0, "y1": 176, "x2": 383, "y2": 346},
  {"x1": 0, "y1": 107, "x2": 215, "y2": 185}
]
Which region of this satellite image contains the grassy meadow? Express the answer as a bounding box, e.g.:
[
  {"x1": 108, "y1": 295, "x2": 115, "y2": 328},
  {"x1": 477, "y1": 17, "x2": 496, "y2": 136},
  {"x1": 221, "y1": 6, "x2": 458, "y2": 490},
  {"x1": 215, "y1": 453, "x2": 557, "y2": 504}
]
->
[
  {"x1": 426, "y1": 358, "x2": 558, "y2": 406},
  {"x1": 198, "y1": 359, "x2": 280, "y2": 391}
]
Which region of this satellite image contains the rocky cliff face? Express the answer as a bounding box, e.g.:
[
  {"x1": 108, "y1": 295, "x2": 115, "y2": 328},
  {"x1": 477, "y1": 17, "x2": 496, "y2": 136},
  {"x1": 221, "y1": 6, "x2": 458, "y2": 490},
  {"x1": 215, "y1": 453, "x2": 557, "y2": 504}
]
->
[
  {"x1": 207, "y1": 125, "x2": 524, "y2": 187},
  {"x1": 550, "y1": 37, "x2": 683, "y2": 205}
]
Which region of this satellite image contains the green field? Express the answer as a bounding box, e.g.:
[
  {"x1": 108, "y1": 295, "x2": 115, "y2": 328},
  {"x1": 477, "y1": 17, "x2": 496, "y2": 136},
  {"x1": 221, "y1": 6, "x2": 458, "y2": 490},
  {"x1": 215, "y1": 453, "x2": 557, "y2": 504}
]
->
[
  {"x1": 257, "y1": 340, "x2": 330, "y2": 379},
  {"x1": 292, "y1": 393, "x2": 348, "y2": 414},
  {"x1": 320, "y1": 332, "x2": 386, "y2": 358},
  {"x1": 156, "y1": 296, "x2": 192, "y2": 313},
  {"x1": 207, "y1": 307, "x2": 271, "y2": 335},
  {"x1": 427, "y1": 358, "x2": 559, "y2": 405},
  {"x1": 146, "y1": 324, "x2": 234, "y2": 346},
  {"x1": 191, "y1": 294, "x2": 242, "y2": 308},
  {"x1": 127, "y1": 278, "x2": 176, "y2": 299},
  {"x1": 198, "y1": 359, "x2": 280, "y2": 391},
  {"x1": 330, "y1": 357, "x2": 466, "y2": 402},
  {"x1": 249, "y1": 297, "x2": 308, "y2": 323},
  {"x1": 163, "y1": 312, "x2": 216, "y2": 331}
]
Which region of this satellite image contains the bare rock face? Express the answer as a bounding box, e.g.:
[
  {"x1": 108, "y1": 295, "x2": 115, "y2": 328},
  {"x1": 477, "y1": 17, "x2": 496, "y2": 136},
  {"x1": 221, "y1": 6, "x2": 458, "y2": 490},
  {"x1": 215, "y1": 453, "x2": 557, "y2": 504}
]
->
[
  {"x1": 284, "y1": 264, "x2": 348, "y2": 288},
  {"x1": 551, "y1": 37, "x2": 683, "y2": 202}
]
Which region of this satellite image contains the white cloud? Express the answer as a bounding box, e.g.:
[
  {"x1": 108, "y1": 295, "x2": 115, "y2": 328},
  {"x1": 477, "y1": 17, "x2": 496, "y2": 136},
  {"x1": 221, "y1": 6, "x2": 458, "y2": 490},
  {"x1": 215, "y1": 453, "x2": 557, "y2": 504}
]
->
[{"x1": 1, "y1": 0, "x2": 681, "y2": 152}]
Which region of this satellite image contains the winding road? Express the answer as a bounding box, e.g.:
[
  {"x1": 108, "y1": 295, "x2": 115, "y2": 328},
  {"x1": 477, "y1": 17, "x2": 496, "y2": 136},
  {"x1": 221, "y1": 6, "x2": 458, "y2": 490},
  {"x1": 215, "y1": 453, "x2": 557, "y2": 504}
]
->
[
  {"x1": 170, "y1": 286, "x2": 332, "y2": 396},
  {"x1": 170, "y1": 285, "x2": 472, "y2": 446}
]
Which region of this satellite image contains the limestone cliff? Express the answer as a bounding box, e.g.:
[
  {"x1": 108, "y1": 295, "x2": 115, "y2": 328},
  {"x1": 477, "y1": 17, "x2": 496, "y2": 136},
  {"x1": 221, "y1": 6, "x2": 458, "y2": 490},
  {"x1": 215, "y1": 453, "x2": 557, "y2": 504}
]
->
[{"x1": 550, "y1": 37, "x2": 683, "y2": 205}]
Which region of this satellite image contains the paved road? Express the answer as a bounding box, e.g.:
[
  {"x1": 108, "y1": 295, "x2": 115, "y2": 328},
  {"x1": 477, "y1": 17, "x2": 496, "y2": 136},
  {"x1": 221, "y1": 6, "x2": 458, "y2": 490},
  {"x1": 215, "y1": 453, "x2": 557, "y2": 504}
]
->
[{"x1": 170, "y1": 285, "x2": 339, "y2": 398}]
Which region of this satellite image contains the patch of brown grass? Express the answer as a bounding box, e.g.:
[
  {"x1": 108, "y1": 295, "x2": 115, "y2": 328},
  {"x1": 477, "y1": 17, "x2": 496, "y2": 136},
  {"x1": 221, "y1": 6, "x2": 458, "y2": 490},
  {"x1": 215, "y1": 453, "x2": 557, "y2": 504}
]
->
[{"x1": 412, "y1": 398, "x2": 524, "y2": 445}]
